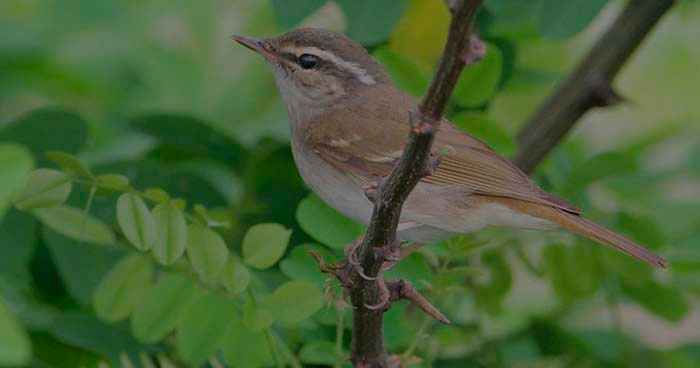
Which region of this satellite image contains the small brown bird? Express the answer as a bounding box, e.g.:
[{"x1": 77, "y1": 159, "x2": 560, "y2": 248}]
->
[{"x1": 234, "y1": 28, "x2": 667, "y2": 269}]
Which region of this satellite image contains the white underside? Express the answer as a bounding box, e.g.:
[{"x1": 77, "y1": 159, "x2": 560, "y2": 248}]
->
[{"x1": 291, "y1": 140, "x2": 555, "y2": 244}]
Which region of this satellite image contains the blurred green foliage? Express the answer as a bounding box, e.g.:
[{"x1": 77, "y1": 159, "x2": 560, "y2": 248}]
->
[{"x1": 1, "y1": 0, "x2": 700, "y2": 367}]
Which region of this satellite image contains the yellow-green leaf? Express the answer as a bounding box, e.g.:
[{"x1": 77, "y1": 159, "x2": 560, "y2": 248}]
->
[
  {"x1": 93, "y1": 254, "x2": 154, "y2": 322},
  {"x1": 13, "y1": 169, "x2": 71, "y2": 211},
  {"x1": 219, "y1": 257, "x2": 250, "y2": 295},
  {"x1": 242, "y1": 223, "x2": 292, "y2": 269},
  {"x1": 264, "y1": 280, "x2": 323, "y2": 324},
  {"x1": 117, "y1": 193, "x2": 157, "y2": 251},
  {"x1": 45, "y1": 150, "x2": 93, "y2": 178},
  {"x1": 0, "y1": 144, "x2": 33, "y2": 218},
  {"x1": 187, "y1": 224, "x2": 229, "y2": 284},
  {"x1": 0, "y1": 299, "x2": 31, "y2": 366},
  {"x1": 152, "y1": 202, "x2": 187, "y2": 265},
  {"x1": 33, "y1": 205, "x2": 115, "y2": 245}
]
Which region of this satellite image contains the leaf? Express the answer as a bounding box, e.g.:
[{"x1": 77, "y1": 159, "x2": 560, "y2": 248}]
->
[
  {"x1": 336, "y1": 0, "x2": 409, "y2": 45},
  {"x1": 221, "y1": 315, "x2": 273, "y2": 368},
  {"x1": 242, "y1": 299, "x2": 275, "y2": 331},
  {"x1": 14, "y1": 169, "x2": 72, "y2": 211},
  {"x1": 296, "y1": 194, "x2": 363, "y2": 249},
  {"x1": 621, "y1": 280, "x2": 689, "y2": 322},
  {"x1": 299, "y1": 340, "x2": 338, "y2": 366},
  {"x1": 0, "y1": 210, "x2": 37, "y2": 285},
  {"x1": 176, "y1": 292, "x2": 236, "y2": 366},
  {"x1": 453, "y1": 42, "x2": 503, "y2": 107},
  {"x1": 0, "y1": 108, "x2": 88, "y2": 160},
  {"x1": 93, "y1": 254, "x2": 154, "y2": 322},
  {"x1": 95, "y1": 174, "x2": 130, "y2": 192},
  {"x1": 152, "y1": 202, "x2": 188, "y2": 265},
  {"x1": 373, "y1": 47, "x2": 430, "y2": 96},
  {"x1": 564, "y1": 152, "x2": 638, "y2": 194},
  {"x1": 219, "y1": 257, "x2": 250, "y2": 295},
  {"x1": 0, "y1": 299, "x2": 31, "y2": 366},
  {"x1": 615, "y1": 212, "x2": 665, "y2": 249},
  {"x1": 45, "y1": 151, "x2": 93, "y2": 178},
  {"x1": 116, "y1": 193, "x2": 157, "y2": 251},
  {"x1": 0, "y1": 144, "x2": 33, "y2": 218},
  {"x1": 280, "y1": 244, "x2": 331, "y2": 287},
  {"x1": 544, "y1": 243, "x2": 601, "y2": 302},
  {"x1": 451, "y1": 113, "x2": 516, "y2": 155},
  {"x1": 187, "y1": 224, "x2": 229, "y2": 283},
  {"x1": 474, "y1": 249, "x2": 512, "y2": 314},
  {"x1": 130, "y1": 273, "x2": 198, "y2": 344},
  {"x1": 242, "y1": 223, "x2": 291, "y2": 269},
  {"x1": 271, "y1": 0, "x2": 328, "y2": 28},
  {"x1": 539, "y1": 0, "x2": 609, "y2": 39},
  {"x1": 33, "y1": 205, "x2": 115, "y2": 245},
  {"x1": 388, "y1": 0, "x2": 451, "y2": 68},
  {"x1": 264, "y1": 280, "x2": 323, "y2": 324}
]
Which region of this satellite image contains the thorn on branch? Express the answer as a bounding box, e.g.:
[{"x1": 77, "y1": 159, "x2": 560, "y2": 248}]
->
[
  {"x1": 388, "y1": 280, "x2": 451, "y2": 324},
  {"x1": 589, "y1": 75, "x2": 626, "y2": 108},
  {"x1": 463, "y1": 34, "x2": 486, "y2": 65}
]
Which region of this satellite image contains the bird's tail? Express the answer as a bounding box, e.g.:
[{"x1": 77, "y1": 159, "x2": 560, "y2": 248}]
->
[{"x1": 503, "y1": 198, "x2": 668, "y2": 269}]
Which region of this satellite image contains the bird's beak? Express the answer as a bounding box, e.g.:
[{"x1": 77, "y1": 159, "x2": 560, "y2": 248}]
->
[{"x1": 232, "y1": 35, "x2": 277, "y2": 61}]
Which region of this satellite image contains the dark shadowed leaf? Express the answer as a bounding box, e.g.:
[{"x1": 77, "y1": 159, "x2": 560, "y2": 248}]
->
[
  {"x1": 621, "y1": 280, "x2": 689, "y2": 322},
  {"x1": 539, "y1": 0, "x2": 609, "y2": 39},
  {"x1": 336, "y1": 0, "x2": 409, "y2": 45},
  {"x1": 271, "y1": 0, "x2": 328, "y2": 28},
  {"x1": 299, "y1": 340, "x2": 339, "y2": 366}
]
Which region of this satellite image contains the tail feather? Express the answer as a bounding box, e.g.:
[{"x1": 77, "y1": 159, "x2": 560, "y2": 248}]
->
[{"x1": 543, "y1": 207, "x2": 667, "y2": 269}]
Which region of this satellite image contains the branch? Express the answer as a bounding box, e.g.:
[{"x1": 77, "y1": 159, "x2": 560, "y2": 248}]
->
[
  {"x1": 513, "y1": 0, "x2": 676, "y2": 174},
  {"x1": 347, "y1": 1, "x2": 483, "y2": 367}
]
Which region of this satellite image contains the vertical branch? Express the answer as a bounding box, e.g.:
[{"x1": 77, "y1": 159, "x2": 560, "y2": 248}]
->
[
  {"x1": 514, "y1": 0, "x2": 676, "y2": 174},
  {"x1": 348, "y1": 1, "x2": 483, "y2": 367}
]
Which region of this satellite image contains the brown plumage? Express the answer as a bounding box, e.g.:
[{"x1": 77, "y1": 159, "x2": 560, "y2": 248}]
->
[{"x1": 234, "y1": 28, "x2": 668, "y2": 269}]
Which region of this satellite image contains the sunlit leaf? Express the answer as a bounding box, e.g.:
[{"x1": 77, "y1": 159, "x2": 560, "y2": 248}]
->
[
  {"x1": 116, "y1": 193, "x2": 157, "y2": 251},
  {"x1": 242, "y1": 223, "x2": 291, "y2": 269},
  {"x1": 95, "y1": 174, "x2": 130, "y2": 192},
  {"x1": 219, "y1": 257, "x2": 250, "y2": 295},
  {"x1": 264, "y1": 280, "x2": 323, "y2": 324},
  {"x1": 296, "y1": 194, "x2": 363, "y2": 249},
  {"x1": 389, "y1": 0, "x2": 450, "y2": 68},
  {"x1": 152, "y1": 202, "x2": 188, "y2": 265},
  {"x1": 176, "y1": 292, "x2": 235, "y2": 366},
  {"x1": 34, "y1": 206, "x2": 115, "y2": 245},
  {"x1": 130, "y1": 273, "x2": 198, "y2": 344},
  {"x1": 0, "y1": 144, "x2": 33, "y2": 218},
  {"x1": 93, "y1": 254, "x2": 154, "y2": 322},
  {"x1": 187, "y1": 224, "x2": 229, "y2": 283},
  {"x1": 0, "y1": 299, "x2": 31, "y2": 366},
  {"x1": 45, "y1": 151, "x2": 93, "y2": 179}
]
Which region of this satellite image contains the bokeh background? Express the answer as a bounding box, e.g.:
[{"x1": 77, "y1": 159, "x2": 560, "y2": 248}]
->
[{"x1": 1, "y1": 0, "x2": 700, "y2": 367}]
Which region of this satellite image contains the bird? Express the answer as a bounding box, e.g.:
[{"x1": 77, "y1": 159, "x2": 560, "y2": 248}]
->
[{"x1": 233, "y1": 27, "x2": 667, "y2": 269}]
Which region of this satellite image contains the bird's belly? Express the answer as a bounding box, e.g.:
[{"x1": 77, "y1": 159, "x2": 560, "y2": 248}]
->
[{"x1": 291, "y1": 141, "x2": 373, "y2": 224}]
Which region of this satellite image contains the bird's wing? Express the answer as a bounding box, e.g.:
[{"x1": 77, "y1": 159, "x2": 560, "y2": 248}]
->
[{"x1": 304, "y1": 86, "x2": 579, "y2": 214}]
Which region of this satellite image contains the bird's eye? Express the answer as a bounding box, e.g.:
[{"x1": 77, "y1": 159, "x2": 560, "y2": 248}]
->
[{"x1": 298, "y1": 54, "x2": 319, "y2": 69}]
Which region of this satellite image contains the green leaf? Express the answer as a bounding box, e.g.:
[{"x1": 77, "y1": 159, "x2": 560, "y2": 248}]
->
[
  {"x1": 95, "y1": 174, "x2": 130, "y2": 192},
  {"x1": 143, "y1": 188, "x2": 170, "y2": 204},
  {"x1": 152, "y1": 202, "x2": 188, "y2": 265},
  {"x1": 280, "y1": 244, "x2": 331, "y2": 287},
  {"x1": 93, "y1": 254, "x2": 154, "y2": 322},
  {"x1": 176, "y1": 292, "x2": 235, "y2": 366},
  {"x1": 453, "y1": 42, "x2": 503, "y2": 107},
  {"x1": 271, "y1": 0, "x2": 328, "y2": 28},
  {"x1": 0, "y1": 108, "x2": 88, "y2": 160},
  {"x1": 299, "y1": 340, "x2": 338, "y2": 366},
  {"x1": 116, "y1": 193, "x2": 157, "y2": 251},
  {"x1": 242, "y1": 299, "x2": 275, "y2": 331},
  {"x1": 336, "y1": 0, "x2": 409, "y2": 45},
  {"x1": 373, "y1": 47, "x2": 430, "y2": 96},
  {"x1": 0, "y1": 144, "x2": 33, "y2": 218},
  {"x1": 539, "y1": 0, "x2": 609, "y2": 39},
  {"x1": 474, "y1": 249, "x2": 512, "y2": 314},
  {"x1": 242, "y1": 223, "x2": 291, "y2": 269},
  {"x1": 451, "y1": 113, "x2": 516, "y2": 155},
  {"x1": 45, "y1": 151, "x2": 93, "y2": 178},
  {"x1": 14, "y1": 169, "x2": 72, "y2": 211},
  {"x1": 33, "y1": 205, "x2": 115, "y2": 245},
  {"x1": 564, "y1": 152, "x2": 637, "y2": 194},
  {"x1": 221, "y1": 315, "x2": 273, "y2": 368},
  {"x1": 130, "y1": 273, "x2": 198, "y2": 344},
  {"x1": 621, "y1": 280, "x2": 689, "y2": 322},
  {"x1": 615, "y1": 212, "x2": 665, "y2": 249},
  {"x1": 187, "y1": 224, "x2": 229, "y2": 283},
  {"x1": 219, "y1": 257, "x2": 250, "y2": 295},
  {"x1": 0, "y1": 299, "x2": 31, "y2": 366},
  {"x1": 296, "y1": 194, "x2": 363, "y2": 249},
  {"x1": 264, "y1": 280, "x2": 323, "y2": 324},
  {"x1": 544, "y1": 243, "x2": 601, "y2": 302}
]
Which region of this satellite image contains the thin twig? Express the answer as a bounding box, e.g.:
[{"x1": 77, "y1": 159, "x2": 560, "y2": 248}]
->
[
  {"x1": 348, "y1": 1, "x2": 484, "y2": 367},
  {"x1": 514, "y1": 0, "x2": 676, "y2": 174}
]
